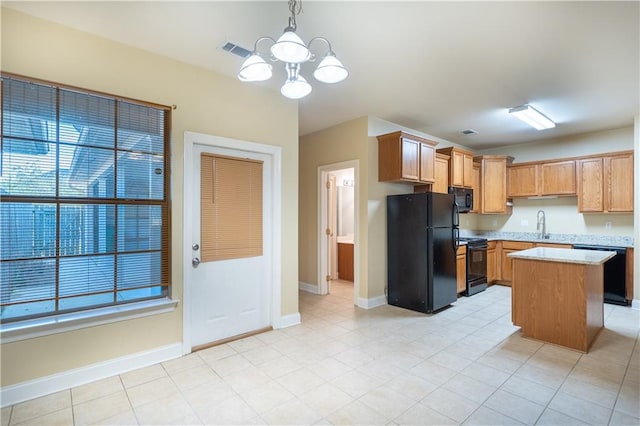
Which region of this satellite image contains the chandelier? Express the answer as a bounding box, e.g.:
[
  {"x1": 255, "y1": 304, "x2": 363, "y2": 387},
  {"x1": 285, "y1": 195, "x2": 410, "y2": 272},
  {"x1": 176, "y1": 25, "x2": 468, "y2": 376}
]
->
[{"x1": 237, "y1": 0, "x2": 348, "y2": 99}]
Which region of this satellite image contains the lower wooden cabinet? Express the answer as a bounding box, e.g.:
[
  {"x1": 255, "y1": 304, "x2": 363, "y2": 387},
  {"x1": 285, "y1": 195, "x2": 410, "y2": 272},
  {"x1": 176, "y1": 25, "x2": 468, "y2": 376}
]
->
[
  {"x1": 337, "y1": 242, "x2": 354, "y2": 282},
  {"x1": 487, "y1": 241, "x2": 497, "y2": 283},
  {"x1": 499, "y1": 241, "x2": 535, "y2": 285},
  {"x1": 456, "y1": 245, "x2": 467, "y2": 294}
]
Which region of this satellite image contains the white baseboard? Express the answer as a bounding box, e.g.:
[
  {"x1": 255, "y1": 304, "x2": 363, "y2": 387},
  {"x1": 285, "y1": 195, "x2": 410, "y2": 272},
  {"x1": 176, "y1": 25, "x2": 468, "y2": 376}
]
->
[
  {"x1": 632, "y1": 299, "x2": 640, "y2": 310},
  {"x1": 357, "y1": 295, "x2": 387, "y2": 309},
  {"x1": 299, "y1": 281, "x2": 319, "y2": 294},
  {"x1": 1, "y1": 343, "x2": 182, "y2": 408},
  {"x1": 274, "y1": 312, "x2": 301, "y2": 329}
]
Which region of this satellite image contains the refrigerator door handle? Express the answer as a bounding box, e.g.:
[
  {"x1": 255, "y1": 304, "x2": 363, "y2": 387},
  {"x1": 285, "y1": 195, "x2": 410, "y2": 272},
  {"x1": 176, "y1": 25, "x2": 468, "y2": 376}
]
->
[
  {"x1": 453, "y1": 227, "x2": 460, "y2": 252},
  {"x1": 452, "y1": 202, "x2": 460, "y2": 227}
]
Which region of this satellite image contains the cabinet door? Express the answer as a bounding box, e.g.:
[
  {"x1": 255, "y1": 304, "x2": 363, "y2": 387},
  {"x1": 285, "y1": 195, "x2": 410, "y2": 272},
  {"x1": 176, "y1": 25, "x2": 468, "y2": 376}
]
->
[
  {"x1": 508, "y1": 164, "x2": 538, "y2": 197},
  {"x1": 456, "y1": 246, "x2": 466, "y2": 294},
  {"x1": 540, "y1": 160, "x2": 576, "y2": 195},
  {"x1": 419, "y1": 143, "x2": 436, "y2": 183},
  {"x1": 577, "y1": 158, "x2": 604, "y2": 212},
  {"x1": 463, "y1": 154, "x2": 474, "y2": 188},
  {"x1": 606, "y1": 154, "x2": 633, "y2": 212},
  {"x1": 487, "y1": 248, "x2": 496, "y2": 284},
  {"x1": 482, "y1": 158, "x2": 508, "y2": 213},
  {"x1": 451, "y1": 151, "x2": 464, "y2": 187},
  {"x1": 401, "y1": 138, "x2": 420, "y2": 181},
  {"x1": 433, "y1": 155, "x2": 449, "y2": 193},
  {"x1": 500, "y1": 241, "x2": 534, "y2": 284},
  {"x1": 470, "y1": 163, "x2": 480, "y2": 213}
]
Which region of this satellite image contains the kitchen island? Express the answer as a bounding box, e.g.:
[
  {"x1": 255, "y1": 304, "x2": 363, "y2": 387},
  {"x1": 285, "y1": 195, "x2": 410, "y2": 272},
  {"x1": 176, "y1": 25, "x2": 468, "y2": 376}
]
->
[{"x1": 508, "y1": 247, "x2": 615, "y2": 352}]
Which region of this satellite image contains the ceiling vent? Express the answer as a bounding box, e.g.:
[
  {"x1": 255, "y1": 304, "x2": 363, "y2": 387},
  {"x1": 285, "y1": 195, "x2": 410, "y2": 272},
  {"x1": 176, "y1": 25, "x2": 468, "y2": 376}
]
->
[
  {"x1": 460, "y1": 129, "x2": 479, "y2": 135},
  {"x1": 220, "y1": 41, "x2": 252, "y2": 59}
]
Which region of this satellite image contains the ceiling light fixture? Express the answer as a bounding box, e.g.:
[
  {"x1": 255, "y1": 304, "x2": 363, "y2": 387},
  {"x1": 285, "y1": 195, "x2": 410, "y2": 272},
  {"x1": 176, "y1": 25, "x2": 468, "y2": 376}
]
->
[
  {"x1": 237, "y1": 0, "x2": 348, "y2": 99},
  {"x1": 508, "y1": 104, "x2": 556, "y2": 130}
]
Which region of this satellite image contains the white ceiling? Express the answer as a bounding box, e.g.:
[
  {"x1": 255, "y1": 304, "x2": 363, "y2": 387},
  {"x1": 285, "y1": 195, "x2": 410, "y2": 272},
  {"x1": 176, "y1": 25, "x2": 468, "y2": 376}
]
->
[{"x1": 5, "y1": 1, "x2": 639, "y2": 149}]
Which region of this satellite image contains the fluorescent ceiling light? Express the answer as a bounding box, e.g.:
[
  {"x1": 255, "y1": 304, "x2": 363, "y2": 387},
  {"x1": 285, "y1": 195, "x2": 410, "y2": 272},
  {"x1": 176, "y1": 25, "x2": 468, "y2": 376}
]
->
[{"x1": 508, "y1": 104, "x2": 556, "y2": 130}]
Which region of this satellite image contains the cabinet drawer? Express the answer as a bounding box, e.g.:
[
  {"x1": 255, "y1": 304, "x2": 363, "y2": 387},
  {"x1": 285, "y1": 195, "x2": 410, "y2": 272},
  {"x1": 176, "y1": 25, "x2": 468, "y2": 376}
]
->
[{"x1": 501, "y1": 241, "x2": 534, "y2": 250}]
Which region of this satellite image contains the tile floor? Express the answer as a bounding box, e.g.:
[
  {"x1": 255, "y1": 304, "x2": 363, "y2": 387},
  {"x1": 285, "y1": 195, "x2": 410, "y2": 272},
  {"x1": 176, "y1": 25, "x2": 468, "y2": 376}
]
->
[{"x1": 2, "y1": 281, "x2": 639, "y2": 425}]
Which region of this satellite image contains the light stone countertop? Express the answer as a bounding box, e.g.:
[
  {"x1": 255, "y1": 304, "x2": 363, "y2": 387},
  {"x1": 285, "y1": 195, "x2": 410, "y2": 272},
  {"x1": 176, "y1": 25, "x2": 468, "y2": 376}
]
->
[
  {"x1": 508, "y1": 247, "x2": 616, "y2": 265},
  {"x1": 459, "y1": 230, "x2": 633, "y2": 248}
]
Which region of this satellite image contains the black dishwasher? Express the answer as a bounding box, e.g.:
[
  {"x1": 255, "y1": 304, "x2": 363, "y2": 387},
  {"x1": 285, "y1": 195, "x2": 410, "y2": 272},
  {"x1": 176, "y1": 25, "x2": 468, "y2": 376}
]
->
[{"x1": 573, "y1": 244, "x2": 628, "y2": 306}]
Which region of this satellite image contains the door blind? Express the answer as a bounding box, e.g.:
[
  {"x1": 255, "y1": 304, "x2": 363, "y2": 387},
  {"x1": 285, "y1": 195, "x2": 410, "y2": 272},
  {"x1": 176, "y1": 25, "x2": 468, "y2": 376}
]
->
[{"x1": 200, "y1": 154, "x2": 263, "y2": 262}]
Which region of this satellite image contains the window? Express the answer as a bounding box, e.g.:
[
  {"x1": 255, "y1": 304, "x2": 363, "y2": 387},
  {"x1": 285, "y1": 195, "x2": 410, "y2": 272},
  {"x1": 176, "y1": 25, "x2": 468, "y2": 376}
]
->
[{"x1": 0, "y1": 74, "x2": 171, "y2": 323}]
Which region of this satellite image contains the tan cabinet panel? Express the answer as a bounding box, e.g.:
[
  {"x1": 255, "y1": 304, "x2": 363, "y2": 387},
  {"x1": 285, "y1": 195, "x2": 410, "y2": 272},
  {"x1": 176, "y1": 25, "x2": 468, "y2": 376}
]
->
[
  {"x1": 508, "y1": 164, "x2": 538, "y2": 197},
  {"x1": 477, "y1": 156, "x2": 513, "y2": 214},
  {"x1": 577, "y1": 158, "x2": 604, "y2": 212},
  {"x1": 540, "y1": 160, "x2": 576, "y2": 195},
  {"x1": 456, "y1": 245, "x2": 467, "y2": 294},
  {"x1": 433, "y1": 153, "x2": 450, "y2": 194},
  {"x1": 606, "y1": 154, "x2": 634, "y2": 212}
]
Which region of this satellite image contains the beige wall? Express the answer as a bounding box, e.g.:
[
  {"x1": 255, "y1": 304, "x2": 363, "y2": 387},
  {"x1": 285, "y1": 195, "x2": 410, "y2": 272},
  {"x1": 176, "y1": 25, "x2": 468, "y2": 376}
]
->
[
  {"x1": 1, "y1": 8, "x2": 299, "y2": 386},
  {"x1": 299, "y1": 117, "x2": 369, "y2": 298},
  {"x1": 475, "y1": 126, "x2": 635, "y2": 236}
]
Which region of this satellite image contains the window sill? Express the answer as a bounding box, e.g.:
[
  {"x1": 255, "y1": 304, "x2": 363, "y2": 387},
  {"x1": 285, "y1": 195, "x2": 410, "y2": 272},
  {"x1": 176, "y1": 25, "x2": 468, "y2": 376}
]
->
[{"x1": 0, "y1": 298, "x2": 179, "y2": 344}]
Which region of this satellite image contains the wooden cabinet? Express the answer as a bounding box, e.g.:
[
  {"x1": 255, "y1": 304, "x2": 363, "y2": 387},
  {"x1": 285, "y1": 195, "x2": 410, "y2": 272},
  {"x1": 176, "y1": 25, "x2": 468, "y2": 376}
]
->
[
  {"x1": 607, "y1": 153, "x2": 634, "y2": 212},
  {"x1": 508, "y1": 164, "x2": 538, "y2": 197},
  {"x1": 378, "y1": 131, "x2": 438, "y2": 184},
  {"x1": 337, "y1": 242, "x2": 354, "y2": 282},
  {"x1": 456, "y1": 245, "x2": 467, "y2": 294},
  {"x1": 470, "y1": 162, "x2": 480, "y2": 213},
  {"x1": 487, "y1": 241, "x2": 497, "y2": 284},
  {"x1": 433, "y1": 153, "x2": 450, "y2": 194},
  {"x1": 499, "y1": 241, "x2": 534, "y2": 285},
  {"x1": 577, "y1": 152, "x2": 633, "y2": 213},
  {"x1": 508, "y1": 160, "x2": 576, "y2": 197},
  {"x1": 437, "y1": 147, "x2": 474, "y2": 188},
  {"x1": 540, "y1": 160, "x2": 576, "y2": 195},
  {"x1": 475, "y1": 155, "x2": 514, "y2": 214}
]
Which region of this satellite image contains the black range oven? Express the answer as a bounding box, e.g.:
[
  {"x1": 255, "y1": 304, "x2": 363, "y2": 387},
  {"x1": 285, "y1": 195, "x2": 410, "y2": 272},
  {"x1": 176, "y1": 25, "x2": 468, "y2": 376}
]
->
[{"x1": 459, "y1": 237, "x2": 488, "y2": 296}]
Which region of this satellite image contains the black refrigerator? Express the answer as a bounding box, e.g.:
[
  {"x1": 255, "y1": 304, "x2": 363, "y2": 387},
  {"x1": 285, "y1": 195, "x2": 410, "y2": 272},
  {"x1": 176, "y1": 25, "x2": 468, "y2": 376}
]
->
[{"x1": 387, "y1": 192, "x2": 459, "y2": 314}]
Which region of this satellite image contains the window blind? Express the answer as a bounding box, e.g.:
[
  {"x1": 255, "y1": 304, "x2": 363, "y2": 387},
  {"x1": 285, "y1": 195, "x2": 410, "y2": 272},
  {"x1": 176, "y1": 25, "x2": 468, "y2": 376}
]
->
[{"x1": 0, "y1": 74, "x2": 171, "y2": 322}]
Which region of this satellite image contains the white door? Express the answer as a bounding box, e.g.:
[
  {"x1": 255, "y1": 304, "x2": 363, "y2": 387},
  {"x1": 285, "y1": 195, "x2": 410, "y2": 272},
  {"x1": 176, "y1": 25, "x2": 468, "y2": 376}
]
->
[{"x1": 189, "y1": 143, "x2": 271, "y2": 348}]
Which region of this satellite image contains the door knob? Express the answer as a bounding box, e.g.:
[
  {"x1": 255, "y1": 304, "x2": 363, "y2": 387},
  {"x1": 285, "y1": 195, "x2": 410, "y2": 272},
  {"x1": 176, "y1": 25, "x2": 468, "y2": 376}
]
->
[{"x1": 192, "y1": 257, "x2": 201, "y2": 268}]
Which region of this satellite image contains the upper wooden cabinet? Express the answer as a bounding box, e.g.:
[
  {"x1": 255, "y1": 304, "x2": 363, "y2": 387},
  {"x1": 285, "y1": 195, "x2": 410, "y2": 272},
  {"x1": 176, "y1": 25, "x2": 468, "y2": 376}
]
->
[
  {"x1": 540, "y1": 161, "x2": 576, "y2": 195},
  {"x1": 433, "y1": 153, "x2": 450, "y2": 194},
  {"x1": 470, "y1": 162, "x2": 481, "y2": 213},
  {"x1": 508, "y1": 160, "x2": 576, "y2": 197},
  {"x1": 436, "y1": 147, "x2": 474, "y2": 188},
  {"x1": 377, "y1": 131, "x2": 438, "y2": 184},
  {"x1": 577, "y1": 151, "x2": 633, "y2": 213},
  {"x1": 475, "y1": 155, "x2": 513, "y2": 214}
]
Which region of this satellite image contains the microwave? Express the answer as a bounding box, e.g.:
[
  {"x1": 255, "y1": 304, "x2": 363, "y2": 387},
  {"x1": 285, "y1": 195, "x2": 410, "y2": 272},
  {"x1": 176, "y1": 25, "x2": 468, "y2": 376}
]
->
[{"x1": 449, "y1": 187, "x2": 473, "y2": 213}]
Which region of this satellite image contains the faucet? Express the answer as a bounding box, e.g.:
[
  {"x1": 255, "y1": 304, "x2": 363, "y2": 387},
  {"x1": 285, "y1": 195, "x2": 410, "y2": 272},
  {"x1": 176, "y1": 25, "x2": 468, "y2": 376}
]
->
[{"x1": 536, "y1": 210, "x2": 547, "y2": 239}]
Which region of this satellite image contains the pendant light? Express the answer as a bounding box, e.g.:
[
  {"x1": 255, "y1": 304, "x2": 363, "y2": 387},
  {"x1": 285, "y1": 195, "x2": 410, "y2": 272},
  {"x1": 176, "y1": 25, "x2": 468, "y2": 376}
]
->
[{"x1": 237, "y1": 0, "x2": 348, "y2": 99}]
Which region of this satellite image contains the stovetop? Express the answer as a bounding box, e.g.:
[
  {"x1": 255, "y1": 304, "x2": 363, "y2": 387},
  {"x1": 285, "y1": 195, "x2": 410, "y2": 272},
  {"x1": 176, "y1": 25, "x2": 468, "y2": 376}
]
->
[{"x1": 458, "y1": 237, "x2": 488, "y2": 244}]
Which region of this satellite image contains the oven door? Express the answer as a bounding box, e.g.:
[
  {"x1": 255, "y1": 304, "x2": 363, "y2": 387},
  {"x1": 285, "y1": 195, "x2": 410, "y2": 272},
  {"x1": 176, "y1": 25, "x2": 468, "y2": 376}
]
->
[{"x1": 466, "y1": 244, "x2": 487, "y2": 295}]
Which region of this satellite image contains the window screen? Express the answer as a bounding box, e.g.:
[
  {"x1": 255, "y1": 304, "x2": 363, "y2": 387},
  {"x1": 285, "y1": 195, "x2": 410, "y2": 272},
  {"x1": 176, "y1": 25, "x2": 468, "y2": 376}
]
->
[{"x1": 0, "y1": 74, "x2": 171, "y2": 322}]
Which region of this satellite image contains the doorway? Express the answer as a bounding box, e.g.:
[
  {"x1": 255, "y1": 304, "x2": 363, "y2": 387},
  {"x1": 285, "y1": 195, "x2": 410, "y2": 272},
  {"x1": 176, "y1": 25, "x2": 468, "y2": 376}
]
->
[
  {"x1": 182, "y1": 131, "x2": 282, "y2": 353},
  {"x1": 318, "y1": 161, "x2": 358, "y2": 302}
]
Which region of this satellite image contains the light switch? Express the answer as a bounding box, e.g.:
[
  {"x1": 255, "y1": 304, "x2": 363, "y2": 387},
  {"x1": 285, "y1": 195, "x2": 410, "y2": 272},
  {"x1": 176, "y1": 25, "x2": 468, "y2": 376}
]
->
[{"x1": 521, "y1": 219, "x2": 529, "y2": 226}]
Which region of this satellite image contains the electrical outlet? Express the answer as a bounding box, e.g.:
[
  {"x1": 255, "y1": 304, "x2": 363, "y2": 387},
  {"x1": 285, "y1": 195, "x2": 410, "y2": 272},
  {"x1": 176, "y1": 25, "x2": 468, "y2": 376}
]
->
[
  {"x1": 605, "y1": 221, "x2": 612, "y2": 230},
  {"x1": 465, "y1": 219, "x2": 469, "y2": 227},
  {"x1": 521, "y1": 219, "x2": 529, "y2": 227},
  {"x1": 492, "y1": 219, "x2": 498, "y2": 227}
]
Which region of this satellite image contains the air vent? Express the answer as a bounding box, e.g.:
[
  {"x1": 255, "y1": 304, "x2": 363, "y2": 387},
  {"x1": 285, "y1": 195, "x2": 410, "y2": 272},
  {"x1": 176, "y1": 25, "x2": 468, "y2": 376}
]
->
[
  {"x1": 220, "y1": 41, "x2": 252, "y2": 58},
  {"x1": 460, "y1": 129, "x2": 479, "y2": 135}
]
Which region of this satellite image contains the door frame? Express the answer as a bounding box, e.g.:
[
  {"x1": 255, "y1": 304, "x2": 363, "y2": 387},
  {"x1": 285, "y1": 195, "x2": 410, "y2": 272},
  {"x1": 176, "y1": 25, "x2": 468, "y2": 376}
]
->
[
  {"x1": 182, "y1": 131, "x2": 282, "y2": 354},
  {"x1": 317, "y1": 160, "x2": 359, "y2": 300}
]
